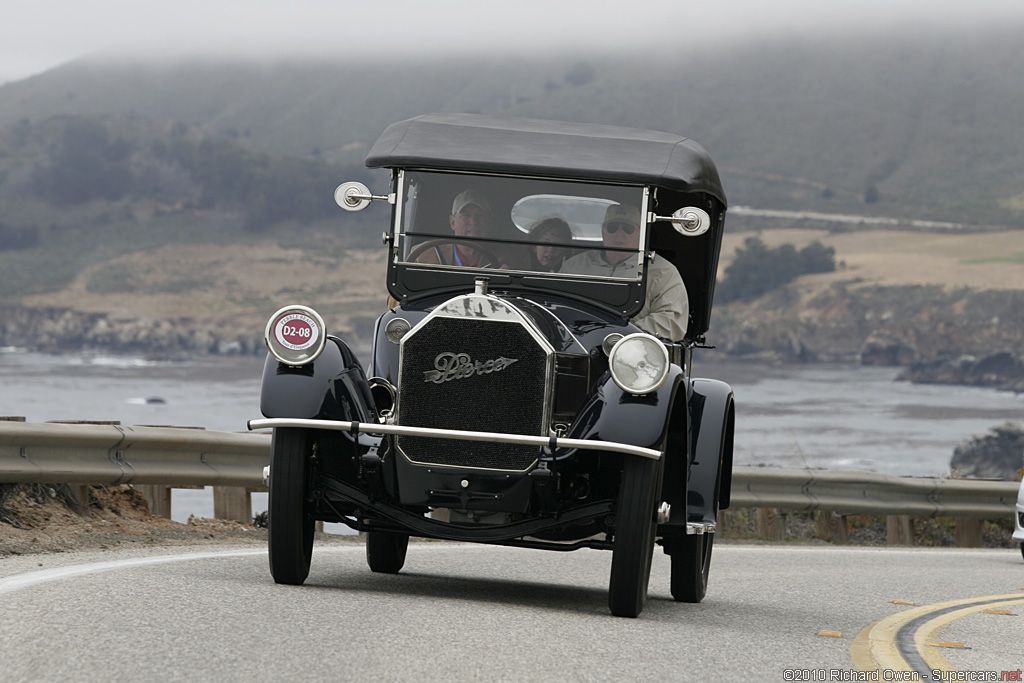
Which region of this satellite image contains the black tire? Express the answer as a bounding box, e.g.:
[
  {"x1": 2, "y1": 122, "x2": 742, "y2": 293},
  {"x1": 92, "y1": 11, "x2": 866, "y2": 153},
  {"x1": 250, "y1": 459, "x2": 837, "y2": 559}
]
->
[
  {"x1": 608, "y1": 456, "x2": 660, "y2": 618},
  {"x1": 670, "y1": 532, "x2": 714, "y2": 602},
  {"x1": 268, "y1": 428, "x2": 315, "y2": 585},
  {"x1": 366, "y1": 531, "x2": 410, "y2": 574}
]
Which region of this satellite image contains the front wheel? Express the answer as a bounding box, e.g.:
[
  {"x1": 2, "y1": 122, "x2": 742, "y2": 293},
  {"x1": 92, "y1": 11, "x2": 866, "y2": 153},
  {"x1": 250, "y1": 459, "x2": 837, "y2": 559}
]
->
[
  {"x1": 608, "y1": 456, "x2": 660, "y2": 618},
  {"x1": 670, "y1": 532, "x2": 714, "y2": 602},
  {"x1": 366, "y1": 531, "x2": 410, "y2": 573},
  {"x1": 268, "y1": 428, "x2": 316, "y2": 585}
]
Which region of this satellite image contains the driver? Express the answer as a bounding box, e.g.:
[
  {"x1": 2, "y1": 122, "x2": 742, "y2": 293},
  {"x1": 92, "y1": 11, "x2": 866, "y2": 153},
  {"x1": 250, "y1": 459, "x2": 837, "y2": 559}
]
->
[
  {"x1": 388, "y1": 189, "x2": 503, "y2": 309},
  {"x1": 413, "y1": 189, "x2": 500, "y2": 267},
  {"x1": 560, "y1": 204, "x2": 689, "y2": 340}
]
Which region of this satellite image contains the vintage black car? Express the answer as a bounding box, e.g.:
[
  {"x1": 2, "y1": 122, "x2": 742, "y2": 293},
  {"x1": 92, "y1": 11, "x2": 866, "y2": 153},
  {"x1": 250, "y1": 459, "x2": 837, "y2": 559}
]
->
[{"x1": 248, "y1": 114, "x2": 735, "y2": 617}]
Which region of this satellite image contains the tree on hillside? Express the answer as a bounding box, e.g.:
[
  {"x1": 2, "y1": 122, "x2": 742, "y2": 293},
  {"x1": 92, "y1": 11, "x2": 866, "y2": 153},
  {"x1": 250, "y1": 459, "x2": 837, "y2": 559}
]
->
[
  {"x1": 0, "y1": 222, "x2": 40, "y2": 251},
  {"x1": 158, "y1": 135, "x2": 357, "y2": 232},
  {"x1": 35, "y1": 119, "x2": 134, "y2": 204},
  {"x1": 798, "y1": 241, "x2": 836, "y2": 274},
  {"x1": 716, "y1": 237, "x2": 836, "y2": 303}
]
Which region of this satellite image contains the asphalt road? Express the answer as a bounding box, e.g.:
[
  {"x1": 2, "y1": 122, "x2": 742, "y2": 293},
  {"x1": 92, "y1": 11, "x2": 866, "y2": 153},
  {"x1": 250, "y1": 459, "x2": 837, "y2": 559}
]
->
[{"x1": 1, "y1": 542, "x2": 1022, "y2": 682}]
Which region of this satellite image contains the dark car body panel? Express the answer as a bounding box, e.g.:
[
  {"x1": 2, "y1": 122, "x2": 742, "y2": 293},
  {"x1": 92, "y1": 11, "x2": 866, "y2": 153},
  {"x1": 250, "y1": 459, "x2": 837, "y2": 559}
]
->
[{"x1": 260, "y1": 337, "x2": 375, "y2": 424}]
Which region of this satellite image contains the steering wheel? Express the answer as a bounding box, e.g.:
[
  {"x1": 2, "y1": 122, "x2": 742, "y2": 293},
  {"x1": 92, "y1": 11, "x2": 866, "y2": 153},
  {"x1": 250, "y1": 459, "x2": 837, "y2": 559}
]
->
[{"x1": 405, "y1": 238, "x2": 502, "y2": 268}]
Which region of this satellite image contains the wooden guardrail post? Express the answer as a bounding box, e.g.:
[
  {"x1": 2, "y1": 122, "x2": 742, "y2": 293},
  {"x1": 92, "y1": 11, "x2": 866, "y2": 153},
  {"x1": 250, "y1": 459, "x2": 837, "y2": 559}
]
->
[
  {"x1": 758, "y1": 508, "x2": 785, "y2": 541},
  {"x1": 815, "y1": 511, "x2": 848, "y2": 544},
  {"x1": 136, "y1": 485, "x2": 172, "y2": 519},
  {"x1": 954, "y1": 518, "x2": 981, "y2": 547},
  {"x1": 213, "y1": 486, "x2": 251, "y2": 523},
  {"x1": 886, "y1": 515, "x2": 913, "y2": 545}
]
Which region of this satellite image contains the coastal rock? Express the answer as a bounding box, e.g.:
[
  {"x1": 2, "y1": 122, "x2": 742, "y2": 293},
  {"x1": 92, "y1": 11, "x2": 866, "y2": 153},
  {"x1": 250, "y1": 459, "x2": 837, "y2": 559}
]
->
[
  {"x1": 723, "y1": 324, "x2": 818, "y2": 363},
  {"x1": 950, "y1": 422, "x2": 1024, "y2": 481},
  {"x1": 897, "y1": 351, "x2": 1024, "y2": 391},
  {"x1": 0, "y1": 306, "x2": 263, "y2": 357},
  {"x1": 859, "y1": 334, "x2": 918, "y2": 366},
  {"x1": 966, "y1": 351, "x2": 1022, "y2": 386}
]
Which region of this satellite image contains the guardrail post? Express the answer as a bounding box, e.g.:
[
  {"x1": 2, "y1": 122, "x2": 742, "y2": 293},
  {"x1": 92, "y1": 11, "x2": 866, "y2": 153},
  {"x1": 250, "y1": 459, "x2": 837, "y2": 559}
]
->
[
  {"x1": 954, "y1": 518, "x2": 981, "y2": 547},
  {"x1": 815, "y1": 511, "x2": 847, "y2": 544},
  {"x1": 758, "y1": 508, "x2": 785, "y2": 541},
  {"x1": 886, "y1": 515, "x2": 913, "y2": 545},
  {"x1": 136, "y1": 485, "x2": 172, "y2": 519},
  {"x1": 213, "y1": 486, "x2": 251, "y2": 523}
]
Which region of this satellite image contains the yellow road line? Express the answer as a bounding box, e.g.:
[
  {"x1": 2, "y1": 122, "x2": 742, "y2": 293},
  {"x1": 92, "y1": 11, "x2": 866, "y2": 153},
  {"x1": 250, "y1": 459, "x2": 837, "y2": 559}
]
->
[
  {"x1": 915, "y1": 597, "x2": 1024, "y2": 672},
  {"x1": 850, "y1": 593, "x2": 1024, "y2": 675}
]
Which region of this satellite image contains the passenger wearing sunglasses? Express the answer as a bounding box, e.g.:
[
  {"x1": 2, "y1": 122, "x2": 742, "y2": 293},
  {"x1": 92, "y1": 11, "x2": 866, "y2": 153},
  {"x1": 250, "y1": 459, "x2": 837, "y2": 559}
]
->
[{"x1": 560, "y1": 204, "x2": 689, "y2": 340}]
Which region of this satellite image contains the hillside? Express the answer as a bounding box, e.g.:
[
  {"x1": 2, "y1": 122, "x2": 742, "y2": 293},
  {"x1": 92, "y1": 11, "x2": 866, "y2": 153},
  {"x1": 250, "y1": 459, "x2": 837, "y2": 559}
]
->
[
  {"x1": 2, "y1": 25, "x2": 1023, "y2": 227},
  {"x1": 1, "y1": 24, "x2": 1024, "y2": 362},
  {"x1": 5, "y1": 227, "x2": 1023, "y2": 366}
]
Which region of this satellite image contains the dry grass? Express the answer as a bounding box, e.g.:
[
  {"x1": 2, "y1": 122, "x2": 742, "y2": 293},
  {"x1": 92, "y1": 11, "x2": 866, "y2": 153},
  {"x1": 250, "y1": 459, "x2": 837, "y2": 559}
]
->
[
  {"x1": 23, "y1": 242, "x2": 390, "y2": 330},
  {"x1": 721, "y1": 228, "x2": 1024, "y2": 293},
  {"x1": 18, "y1": 228, "x2": 1024, "y2": 334}
]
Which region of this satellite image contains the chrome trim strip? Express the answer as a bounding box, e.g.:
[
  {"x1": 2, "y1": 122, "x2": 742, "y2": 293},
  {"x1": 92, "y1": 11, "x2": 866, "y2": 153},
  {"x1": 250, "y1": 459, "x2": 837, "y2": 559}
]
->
[{"x1": 248, "y1": 418, "x2": 662, "y2": 460}]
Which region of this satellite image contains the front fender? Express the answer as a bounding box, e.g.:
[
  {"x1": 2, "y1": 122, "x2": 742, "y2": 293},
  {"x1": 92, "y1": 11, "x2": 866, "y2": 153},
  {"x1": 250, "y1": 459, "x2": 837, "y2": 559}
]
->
[
  {"x1": 567, "y1": 365, "x2": 685, "y2": 454},
  {"x1": 688, "y1": 378, "x2": 735, "y2": 519},
  {"x1": 259, "y1": 336, "x2": 376, "y2": 423}
]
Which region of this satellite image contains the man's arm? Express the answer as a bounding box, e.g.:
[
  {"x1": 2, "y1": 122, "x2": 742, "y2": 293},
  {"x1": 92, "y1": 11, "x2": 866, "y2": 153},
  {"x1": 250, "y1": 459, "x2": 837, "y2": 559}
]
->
[{"x1": 630, "y1": 256, "x2": 689, "y2": 341}]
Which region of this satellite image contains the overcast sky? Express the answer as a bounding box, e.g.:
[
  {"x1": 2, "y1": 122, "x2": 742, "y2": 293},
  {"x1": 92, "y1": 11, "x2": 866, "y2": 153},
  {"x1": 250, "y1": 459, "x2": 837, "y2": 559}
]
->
[{"x1": 3, "y1": 0, "x2": 1024, "y2": 85}]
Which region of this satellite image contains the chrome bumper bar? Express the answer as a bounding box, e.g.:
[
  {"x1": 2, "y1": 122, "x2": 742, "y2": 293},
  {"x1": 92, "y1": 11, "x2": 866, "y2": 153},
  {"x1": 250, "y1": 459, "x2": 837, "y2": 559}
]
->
[{"x1": 247, "y1": 417, "x2": 662, "y2": 460}]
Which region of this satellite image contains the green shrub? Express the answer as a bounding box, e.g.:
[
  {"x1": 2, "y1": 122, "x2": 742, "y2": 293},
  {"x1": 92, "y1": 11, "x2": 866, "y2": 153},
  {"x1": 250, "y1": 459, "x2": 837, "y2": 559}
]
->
[{"x1": 717, "y1": 236, "x2": 836, "y2": 303}]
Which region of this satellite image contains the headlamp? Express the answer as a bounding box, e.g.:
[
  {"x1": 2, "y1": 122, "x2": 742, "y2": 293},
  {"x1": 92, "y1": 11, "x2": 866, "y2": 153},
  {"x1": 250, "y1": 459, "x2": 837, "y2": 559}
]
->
[{"x1": 608, "y1": 333, "x2": 670, "y2": 395}]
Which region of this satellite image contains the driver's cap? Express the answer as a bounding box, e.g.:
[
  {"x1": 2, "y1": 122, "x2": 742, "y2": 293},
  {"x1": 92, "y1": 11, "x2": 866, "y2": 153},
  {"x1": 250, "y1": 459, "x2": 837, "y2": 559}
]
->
[
  {"x1": 603, "y1": 204, "x2": 641, "y2": 228},
  {"x1": 452, "y1": 189, "x2": 491, "y2": 216}
]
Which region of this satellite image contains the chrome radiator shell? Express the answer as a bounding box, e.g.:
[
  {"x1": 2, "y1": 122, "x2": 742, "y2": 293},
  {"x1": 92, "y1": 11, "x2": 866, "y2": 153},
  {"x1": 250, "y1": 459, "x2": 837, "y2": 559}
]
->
[{"x1": 395, "y1": 294, "x2": 555, "y2": 472}]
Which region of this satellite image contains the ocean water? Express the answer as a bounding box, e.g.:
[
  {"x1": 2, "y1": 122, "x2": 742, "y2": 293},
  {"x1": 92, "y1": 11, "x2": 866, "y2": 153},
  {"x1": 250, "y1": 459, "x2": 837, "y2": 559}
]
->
[
  {"x1": 697, "y1": 357, "x2": 1024, "y2": 477},
  {"x1": 2, "y1": 347, "x2": 1022, "y2": 526}
]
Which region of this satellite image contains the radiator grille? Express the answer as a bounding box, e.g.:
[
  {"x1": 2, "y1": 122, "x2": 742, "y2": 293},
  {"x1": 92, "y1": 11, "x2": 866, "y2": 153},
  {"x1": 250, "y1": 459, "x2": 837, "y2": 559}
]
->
[{"x1": 397, "y1": 316, "x2": 548, "y2": 470}]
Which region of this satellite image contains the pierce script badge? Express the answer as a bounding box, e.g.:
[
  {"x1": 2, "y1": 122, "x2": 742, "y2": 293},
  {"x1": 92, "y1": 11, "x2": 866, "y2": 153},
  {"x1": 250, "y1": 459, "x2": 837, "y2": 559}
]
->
[{"x1": 424, "y1": 352, "x2": 519, "y2": 384}]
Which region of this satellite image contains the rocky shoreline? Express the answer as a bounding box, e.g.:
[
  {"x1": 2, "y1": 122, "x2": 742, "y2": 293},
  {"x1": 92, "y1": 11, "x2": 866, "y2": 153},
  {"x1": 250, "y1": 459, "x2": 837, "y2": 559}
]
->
[
  {"x1": 711, "y1": 284, "x2": 1024, "y2": 392},
  {"x1": 0, "y1": 305, "x2": 265, "y2": 358},
  {"x1": 4, "y1": 283, "x2": 1024, "y2": 390}
]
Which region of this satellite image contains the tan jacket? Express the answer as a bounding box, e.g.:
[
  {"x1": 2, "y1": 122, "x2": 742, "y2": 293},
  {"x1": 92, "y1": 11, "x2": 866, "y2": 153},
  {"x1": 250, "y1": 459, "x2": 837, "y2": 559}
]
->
[{"x1": 560, "y1": 251, "x2": 689, "y2": 340}]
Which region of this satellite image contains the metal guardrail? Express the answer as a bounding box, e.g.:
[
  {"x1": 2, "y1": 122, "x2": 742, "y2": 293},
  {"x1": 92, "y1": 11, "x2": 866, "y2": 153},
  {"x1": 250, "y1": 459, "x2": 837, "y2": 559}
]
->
[
  {"x1": 730, "y1": 467, "x2": 1019, "y2": 518},
  {"x1": 0, "y1": 421, "x2": 1018, "y2": 518},
  {"x1": 0, "y1": 421, "x2": 270, "y2": 488}
]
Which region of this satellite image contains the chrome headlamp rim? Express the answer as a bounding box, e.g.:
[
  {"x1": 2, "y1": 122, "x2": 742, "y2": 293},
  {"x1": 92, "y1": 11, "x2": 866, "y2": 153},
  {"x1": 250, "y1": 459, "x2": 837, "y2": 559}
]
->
[
  {"x1": 608, "y1": 332, "x2": 670, "y2": 395},
  {"x1": 264, "y1": 305, "x2": 327, "y2": 366}
]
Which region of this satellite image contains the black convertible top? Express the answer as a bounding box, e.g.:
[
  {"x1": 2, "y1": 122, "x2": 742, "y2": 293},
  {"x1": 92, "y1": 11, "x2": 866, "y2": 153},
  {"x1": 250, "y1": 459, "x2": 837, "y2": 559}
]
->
[{"x1": 366, "y1": 113, "x2": 726, "y2": 206}]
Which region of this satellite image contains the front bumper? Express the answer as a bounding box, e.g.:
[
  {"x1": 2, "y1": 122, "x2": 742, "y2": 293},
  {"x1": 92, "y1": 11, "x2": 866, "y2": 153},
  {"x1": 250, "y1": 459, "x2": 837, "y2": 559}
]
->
[{"x1": 247, "y1": 417, "x2": 662, "y2": 460}]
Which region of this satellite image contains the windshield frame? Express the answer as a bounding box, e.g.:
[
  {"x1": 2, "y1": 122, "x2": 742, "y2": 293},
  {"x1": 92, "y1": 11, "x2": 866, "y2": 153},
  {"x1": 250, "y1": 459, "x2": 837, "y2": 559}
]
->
[
  {"x1": 386, "y1": 169, "x2": 652, "y2": 318},
  {"x1": 394, "y1": 170, "x2": 650, "y2": 279}
]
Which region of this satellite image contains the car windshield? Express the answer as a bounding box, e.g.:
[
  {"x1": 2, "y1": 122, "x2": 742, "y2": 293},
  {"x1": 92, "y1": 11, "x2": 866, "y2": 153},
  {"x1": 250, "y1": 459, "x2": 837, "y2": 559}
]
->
[{"x1": 396, "y1": 171, "x2": 648, "y2": 280}]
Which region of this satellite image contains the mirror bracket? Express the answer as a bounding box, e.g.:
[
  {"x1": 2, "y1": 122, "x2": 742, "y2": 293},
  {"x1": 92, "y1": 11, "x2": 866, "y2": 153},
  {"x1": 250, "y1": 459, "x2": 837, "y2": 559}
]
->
[{"x1": 335, "y1": 181, "x2": 396, "y2": 212}]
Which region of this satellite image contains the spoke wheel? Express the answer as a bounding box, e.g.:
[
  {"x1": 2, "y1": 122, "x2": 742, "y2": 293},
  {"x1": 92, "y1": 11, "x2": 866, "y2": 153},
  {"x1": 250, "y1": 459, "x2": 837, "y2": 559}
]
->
[
  {"x1": 268, "y1": 428, "x2": 315, "y2": 585},
  {"x1": 366, "y1": 531, "x2": 410, "y2": 574},
  {"x1": 670, "y1": 532, "x2": 714, "y2": 603},
  {"x1": 608, "y1": 456, "x2": 659, "y2": 618}
]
